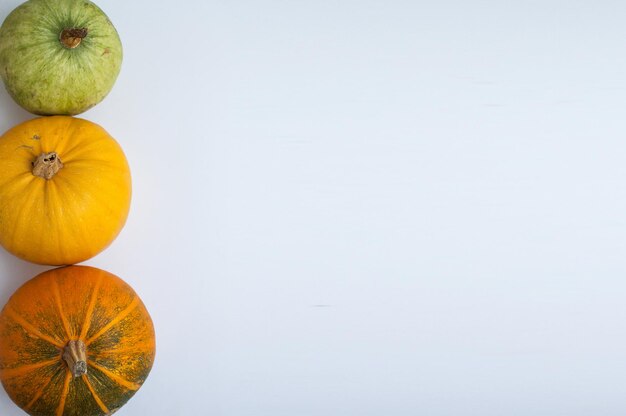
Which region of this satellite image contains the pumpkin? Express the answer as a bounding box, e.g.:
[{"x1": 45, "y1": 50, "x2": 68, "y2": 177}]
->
[
  {"x1": 0, "y1": 265, "x2": 155, "y2": 416},
  {"x1": 0, "y1": 0, "x2": 122, "y2": 115},
  {"x1": 0, "y1": 116, "x2": 131, "y2": 265}
]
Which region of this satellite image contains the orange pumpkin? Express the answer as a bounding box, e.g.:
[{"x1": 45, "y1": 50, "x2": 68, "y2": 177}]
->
[
  {"x1": 0, "y1": 116, "x2": 131, "y2": 265},
  {"x1": 0, "y1": 266, "x2": 155, "y2": 416}
]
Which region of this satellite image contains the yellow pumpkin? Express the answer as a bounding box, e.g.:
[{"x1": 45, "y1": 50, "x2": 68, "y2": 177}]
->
[{"x1": 0, "y1": 116, "x2": 131, "y2": 265}]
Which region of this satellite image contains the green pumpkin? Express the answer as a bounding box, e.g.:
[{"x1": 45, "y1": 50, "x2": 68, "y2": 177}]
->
[{"x1": 0, "y1": 0, "x2": 122, "y2": 115}]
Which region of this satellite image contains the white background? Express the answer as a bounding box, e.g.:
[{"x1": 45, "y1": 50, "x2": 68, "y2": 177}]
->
[{"x1": 1, "y1": 1, "x2": 626, "y2": 415}]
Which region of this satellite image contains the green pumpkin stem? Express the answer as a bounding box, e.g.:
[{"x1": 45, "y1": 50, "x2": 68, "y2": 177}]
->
[
  {"x1": 63, "y1": 340, "x2": 88, "y2": 377},
  {"x1": 32, "y1": 152, "x2": 63, "y2": 180},
  {"x1": 60, "y1": 27, "x2": 88, "y2": 49}
]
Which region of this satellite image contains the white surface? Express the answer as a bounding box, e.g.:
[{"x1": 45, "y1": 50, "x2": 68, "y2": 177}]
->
[{"x1": 1, "y1": 1, "x2": 626, "y2": 415}]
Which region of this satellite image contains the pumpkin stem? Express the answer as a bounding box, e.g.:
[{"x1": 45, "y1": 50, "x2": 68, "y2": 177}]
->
[
  {"x1": 32, "y1": 152, "x2": 63, "y2": 180},
  {"x1": 63, "y1": 340, "x2": 88, "y2": 377},
  {"x1": 60, "y1": 27, "x2": 88, "y2": 49}
]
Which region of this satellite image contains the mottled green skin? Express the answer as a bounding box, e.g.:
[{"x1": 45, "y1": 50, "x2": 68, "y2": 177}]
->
[{"x1": 0, "y1": 0, "x2": 122, "y2": 115}]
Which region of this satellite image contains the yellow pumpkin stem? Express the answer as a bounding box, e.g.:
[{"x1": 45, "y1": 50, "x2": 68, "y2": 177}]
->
[
  {"x1": 63, "y1": 340, "x2": 87, "y2": 377},
  {"x1": 32, "y1": 152, "x2": 63, "y2": 180},
  {"x1": 59, "y1": 28, "x2": 88, "y2": 49}
]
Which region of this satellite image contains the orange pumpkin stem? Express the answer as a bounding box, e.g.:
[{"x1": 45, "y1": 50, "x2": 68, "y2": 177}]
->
[
  {"x1": 60, "y1": 27, "x2": 88, "y2": 49},
  {"x1": 63, "y1": 340, "x2": 87, "y2": 377},
  {"x1": 32, "y1": 152, "x2": 63, "y2": 180}
]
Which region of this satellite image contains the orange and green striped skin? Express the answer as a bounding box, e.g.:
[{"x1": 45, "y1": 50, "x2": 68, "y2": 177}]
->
[{"x1": 0, "y1": 266, "x2": 155, "y2": 416}]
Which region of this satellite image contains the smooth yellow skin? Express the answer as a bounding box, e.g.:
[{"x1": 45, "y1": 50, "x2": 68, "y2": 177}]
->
[{"x1": 0, "y1": 116, "x2": 131, "y2": 265}]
